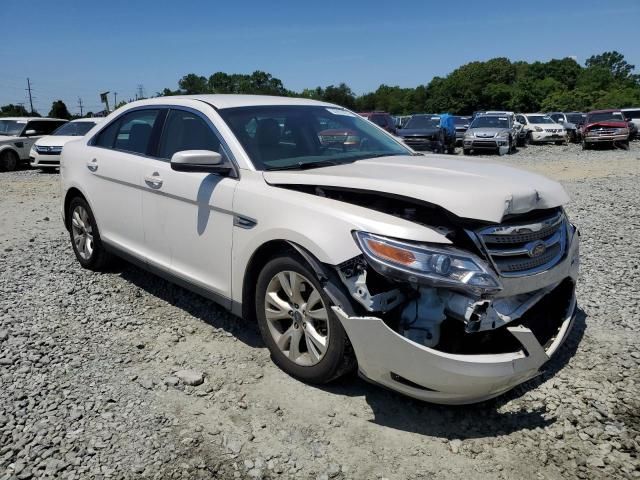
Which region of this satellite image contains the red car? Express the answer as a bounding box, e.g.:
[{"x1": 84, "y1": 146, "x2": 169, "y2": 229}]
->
[
  {"x1": 358, "y1": 112, "x2": 397, "y2": 134},
  {"x1": 581, "y1": 109, "x2": 630, "y2": 150}
]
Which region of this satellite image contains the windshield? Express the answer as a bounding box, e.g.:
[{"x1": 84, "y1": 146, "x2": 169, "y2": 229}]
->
[
  {"x1": 0, "y1": 120, "x2": 26, "y2": 136},
  {"x1": 218, "y1": 105, "x2": 410, "y2": 171},
  {"x1": 623, "y1": 109, "x2": 640, "y2": 119},
  {"x1": 405, "y1": 115, "x2": 440, "y2": 129},
  {"x1": 53, "y1": 121, "x2": 96, "y2": 136},
  {"x1": 470, "y1": 116, "x2": 509, "y2": 128},
  {"x1": 454, "y1": 116, "x2": 471, "y2": 125},
  {"x1": 588, "y1": 112, "x2": 625, "y2": 123},
  {"x1": 566, "y1": 113, "x2": 584, "y2": 124},
  {"x1": 526, "y1": 115, "x2": 555, "y2": 124}
]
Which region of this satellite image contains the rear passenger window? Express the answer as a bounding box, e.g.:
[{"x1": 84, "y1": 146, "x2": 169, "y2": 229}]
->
[
  {"x1": 94, "y1": 109, "x2": 161, "y2": 155},
  {"x1": 158, "y1": 110, "x2": 221, "y2": 160}
]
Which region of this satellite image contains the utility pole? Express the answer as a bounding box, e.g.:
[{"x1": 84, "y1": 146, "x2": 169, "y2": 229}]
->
[
  {"x1": 26, "y1": 78, "x2": 34, "y2": 114},
  {"x1": 113, "y1": 92, "x2": 117, "y2": 107},
  {"x1": 78, "y1": 98, "x2": 84, "y2": 116},
  {"x1": 137, "y1": 84, "x2": 145, "y2": 100}
]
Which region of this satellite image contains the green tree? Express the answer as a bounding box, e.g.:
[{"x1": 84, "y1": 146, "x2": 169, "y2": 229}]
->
[
  {"x1": 178, "y1": 74, "x2": 209, "y2": 94},
  {"x1": 49, "y1": 100, "x2": 71, "y2": 119},
  {"x1": 586, "y1": 51, "x2": 637, "y2": 82},
  {"x1": 0, "y1": 104, "x2": 30, "y2": 117}
]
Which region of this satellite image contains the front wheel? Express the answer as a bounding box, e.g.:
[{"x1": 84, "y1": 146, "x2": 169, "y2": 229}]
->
[
  {"x1": 463, "y1": 148, "x2": 471, "y2": 155},
  {"x1": 255, "y1": 255, "x2": 354, "y2": 384},
  {"x1": 0, "y1": 150, "x2": 19, "y2": 172}
]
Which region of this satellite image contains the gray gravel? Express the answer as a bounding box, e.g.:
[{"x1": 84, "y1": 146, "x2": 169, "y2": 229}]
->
[{"x1": 0, "y1": 143, "x2": 639, "y2": 479}]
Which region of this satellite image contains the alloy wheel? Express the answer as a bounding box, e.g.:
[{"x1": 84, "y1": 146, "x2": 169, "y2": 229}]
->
[
  {"x1": 71, "y1": 205, "x2": 94, "y2": 260},
  {"x1": 264, "y1": 271, "x2": 330, "y2": 366}
]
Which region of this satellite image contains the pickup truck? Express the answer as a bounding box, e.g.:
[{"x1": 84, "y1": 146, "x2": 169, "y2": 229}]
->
[{"x1": 581, "y1": 109, "x2": 630, "y2": 150}]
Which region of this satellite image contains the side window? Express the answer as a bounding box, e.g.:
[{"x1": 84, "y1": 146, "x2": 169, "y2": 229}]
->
[
  {"x1": 25, "y1": 121, "x2": 61, "y2": 135},
  {"x1": 94, "y1": 109, "x2": 161, "y2": 154},
  {"x1": 369, "y1": 115, "x2": 386, "y2": 127},
  {"x1": 158, "y1": 109, "x2": 221, "y2": 160}
]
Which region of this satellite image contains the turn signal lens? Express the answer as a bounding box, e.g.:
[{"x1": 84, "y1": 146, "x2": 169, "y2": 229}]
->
[{"x1": 365, "y1": 238, "x2": 416, "y2": 265}]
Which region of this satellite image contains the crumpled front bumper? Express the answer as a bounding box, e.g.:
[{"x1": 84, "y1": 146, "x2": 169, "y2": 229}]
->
[{"x1": 332, "y1": 226, "x2": 580, "y2": 405}]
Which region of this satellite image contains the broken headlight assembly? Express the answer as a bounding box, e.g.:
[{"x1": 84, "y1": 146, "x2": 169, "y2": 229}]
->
[{"x1": 353, "y1": 231, "x2": 502, "y2": 294}]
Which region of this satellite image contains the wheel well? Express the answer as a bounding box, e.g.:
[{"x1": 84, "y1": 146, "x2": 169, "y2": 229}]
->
[
  {"x1": 63, "y1": 188, "x2": 86, "y2": 230},
  {"x1": 240, "y1": 240, "x2": 299, "y2": 322},
  {"x1": 1, "y1": 148, "x2": 19, "y2": 159}
]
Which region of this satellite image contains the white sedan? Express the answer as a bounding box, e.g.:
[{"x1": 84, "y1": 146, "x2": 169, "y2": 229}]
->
[
  {"x1": 517, "y1": 114, "x2": 567, "y2": 144},
  {"x1": 30, "y1": 118, "x2": 102, "y2": 171},
  {"x1": 60, "y1": 95, "x2": 579, "y2": 404}
]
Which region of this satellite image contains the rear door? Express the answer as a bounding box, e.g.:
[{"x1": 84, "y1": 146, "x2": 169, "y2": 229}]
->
[
  {"x1": 83, "y1": 108, "x2": 165, "y2": 258},
  {"x1": 140, "y1": 107, "x2": 237, "y2": 301}
]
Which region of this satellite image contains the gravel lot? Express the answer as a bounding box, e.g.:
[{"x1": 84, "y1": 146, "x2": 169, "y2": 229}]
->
[{"x1": 1, "y1": 143, "x2": 639, "y2": 480}]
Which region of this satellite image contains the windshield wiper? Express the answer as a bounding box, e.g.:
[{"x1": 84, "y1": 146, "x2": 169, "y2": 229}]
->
[{"x1": 266, "y1": 160, "x2": 341, "y2": 171}]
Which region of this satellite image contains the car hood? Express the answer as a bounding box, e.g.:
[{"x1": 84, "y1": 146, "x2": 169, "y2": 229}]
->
[
  {"x1": 398, "y1": 128, "x2": 440, "y2": 137},
  {"x1": 263, "y1": 155, "x2": 569, "y2": 223},
  {"x1": 34, "y1": 135, "x2": 78, "y2": 147},
  {"x1": 583, "y1": 120, "x2": 627, "y2": 130}
]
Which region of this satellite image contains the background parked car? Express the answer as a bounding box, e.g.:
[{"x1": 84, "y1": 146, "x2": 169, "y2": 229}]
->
[
  {"x1": 518, "y1": 114, "x2": 567, "y2": 145},
  {"x1": 0, "y1": 117, "x2": 67, "y2": 171},
  {"x1": 547, "y1": 112, "x2": 579, "y2": 143},
  {"x1": 476, "y1": 111, "x2": 527, "y2": 146},
  {"x1": 463, "y1": 113, "x2": 518, "y2": 155},
  {"x1": 453, "y1": 115, "x2": 472, "y2": 146},
  {"x1": 30, "y1": 118, "x2": 102, "y2": 171},
  {"x1": 397, "y1": 113, "x2": 457, "y2": 153},
  {"x1": 357, "y1": 111, "x2": 397, "y2": 134},
  {"x1": 581, "y1": 109, "x2": 630, "y2": 150},
  {"x1": 621, "y1": 107, "x2": 640, "y2": 139}
]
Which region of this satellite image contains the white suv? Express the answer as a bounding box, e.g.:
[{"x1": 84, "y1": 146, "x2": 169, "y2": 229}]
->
[
  {"x1": 30, "y1": 118, "x2": 102, "y2": 171},
  {"x1": 60, "y1": 95, "x2": 580, "y2": 404},
  {"x1": 0, "y1": 117, "x2": 67, "y2": 171}
]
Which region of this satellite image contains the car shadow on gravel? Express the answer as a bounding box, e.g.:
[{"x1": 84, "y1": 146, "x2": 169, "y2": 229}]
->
[
  {"x1": 118, "y1": 264, "x2": 264, "y2": 348},
  {"x1": 318, "y1": 308, "x2": 587, "y2": 440}
]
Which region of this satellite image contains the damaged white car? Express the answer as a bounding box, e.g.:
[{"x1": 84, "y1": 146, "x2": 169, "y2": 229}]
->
[{"x1": 60, "y1": 95, "x2": 580, "y2": 404}]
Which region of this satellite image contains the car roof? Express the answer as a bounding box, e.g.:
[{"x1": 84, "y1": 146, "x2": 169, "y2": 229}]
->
[
  {"x1": 0, "y1": 117, "x2": 67, "y2": 122},
  {"x1": 621, "y1": 107, "x2": 640, "y2": 111},
  {"x1": 588, "y1": 109, "x2": 622, "y2": 114},
  {"x1": 70, "y1": 117, "x2": 102, "y2": 123},
  {"x1": 130, "y1": 94, "x2": 336, "y2": 110}
]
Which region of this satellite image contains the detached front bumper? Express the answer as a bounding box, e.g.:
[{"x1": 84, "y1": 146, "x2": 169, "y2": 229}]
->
[
  {"x1": 531, "y1": 131, "x2": 566, "y2": 143},
  {"x1": 333, "y1": 225, "x2": 580, "y2": 405}
]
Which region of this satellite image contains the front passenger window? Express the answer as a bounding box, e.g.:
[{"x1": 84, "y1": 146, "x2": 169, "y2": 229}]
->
[{"x1": 158, "y1": 110, "x2": 221, "y2": 160}]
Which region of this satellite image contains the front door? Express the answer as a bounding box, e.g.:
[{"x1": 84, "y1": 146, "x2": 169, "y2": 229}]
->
[{"x1": 140, "y1": 108, "x2": 237, "y2": 300}]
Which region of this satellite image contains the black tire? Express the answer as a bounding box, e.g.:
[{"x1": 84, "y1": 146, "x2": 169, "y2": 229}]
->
[
  {"x1": 463, "y1": 148, "x2": 471, "y2": 155},
  {"x1": 67, "y1": 196, "x2": 111, "y2": 271},
  {"x1": 507, "y1": 136, "x2": 515, "y2": 154},
  {"x1": 582, "y1": 139, "x2": 589, "y2": 150},
  {"x1": 255, "y1": 254, "x2": 354, "y2": 384},
  {"x1": 620, "y1": 140, "x2": 630, "y2": 150},
  {"x1": 554, "y1": 141, "x2": 564, "y2": 146},
  {"x1": 0, "y1": 150, "x2": 19, "y2": 172}
]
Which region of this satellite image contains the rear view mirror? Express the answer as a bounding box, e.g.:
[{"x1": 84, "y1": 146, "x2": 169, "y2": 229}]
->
[{"x1": 170, "y1": 150, "x2": 233, "y2": 175}]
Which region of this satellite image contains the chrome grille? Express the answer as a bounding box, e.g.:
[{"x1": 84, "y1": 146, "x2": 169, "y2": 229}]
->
[{"x1": 475, "y1": 212, "x2": 567, "y2": 277}]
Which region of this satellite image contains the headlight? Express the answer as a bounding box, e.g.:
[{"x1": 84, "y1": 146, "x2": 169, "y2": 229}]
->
[
  {"x1": 534, "y1": 126, "x2": 543, "y2": 132},
  {"x1": 615, "y1": 128, "x2": 629, "y2": 135},
  {"x1": 30, "y1": 146, "x2": 36, "y2": 155},
  {"x1": 497, "y1": 131, "x2": 509, "y2": 138},
  {"x1": 354, "y1": 231, "x2": 502, "y2": 293},
  {"x1": 464, "y1": 132, "x2": 474, "y2": 138}
]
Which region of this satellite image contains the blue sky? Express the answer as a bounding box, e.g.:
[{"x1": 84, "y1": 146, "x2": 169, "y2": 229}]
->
[{"x1": 1, "y1": 0, "x2": 638, "y2": 115}]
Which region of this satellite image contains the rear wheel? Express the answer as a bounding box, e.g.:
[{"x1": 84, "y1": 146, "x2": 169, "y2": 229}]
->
[
  {"x1": 463, "y1": 148, "x2": 471, "y2": 155},
  {"x1": 0, "y1": 150, "x2": 19, "y2": 172},
  {"x1": 581, "y1": 139, "x2": 590, "y2": 150},
  {"x1": 255, "y1": 255, "x2": 354, "y2": 384},
  {"x1": 68, "y1": 197, "x2": 111, "y2": 271}
]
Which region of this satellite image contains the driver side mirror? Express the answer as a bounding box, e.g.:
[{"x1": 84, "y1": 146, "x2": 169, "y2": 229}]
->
[
  {"x1": 23, "y1": 129, "x2": 37, "y2": 136},
  {"x1": 170, "y1": 150, "x2": 235, "y2": 176}
]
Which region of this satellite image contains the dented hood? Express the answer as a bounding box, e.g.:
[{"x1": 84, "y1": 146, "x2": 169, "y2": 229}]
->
[{"x1": 263, "y1": 155, "x2": 570, "y2": 223}]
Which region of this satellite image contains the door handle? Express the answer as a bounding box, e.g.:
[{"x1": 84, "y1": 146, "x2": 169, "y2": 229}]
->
[
  {"x1": 144, "y1": 173, "x2": 163, "y2": 188},
  {"x1": 86, "y1": 158, "x2": 98, "y2": 172}
]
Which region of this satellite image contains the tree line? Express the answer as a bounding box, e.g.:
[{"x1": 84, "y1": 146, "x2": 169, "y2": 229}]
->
[{"x1": 2, "y1": 51, "x2": 638, "y2": 119}]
